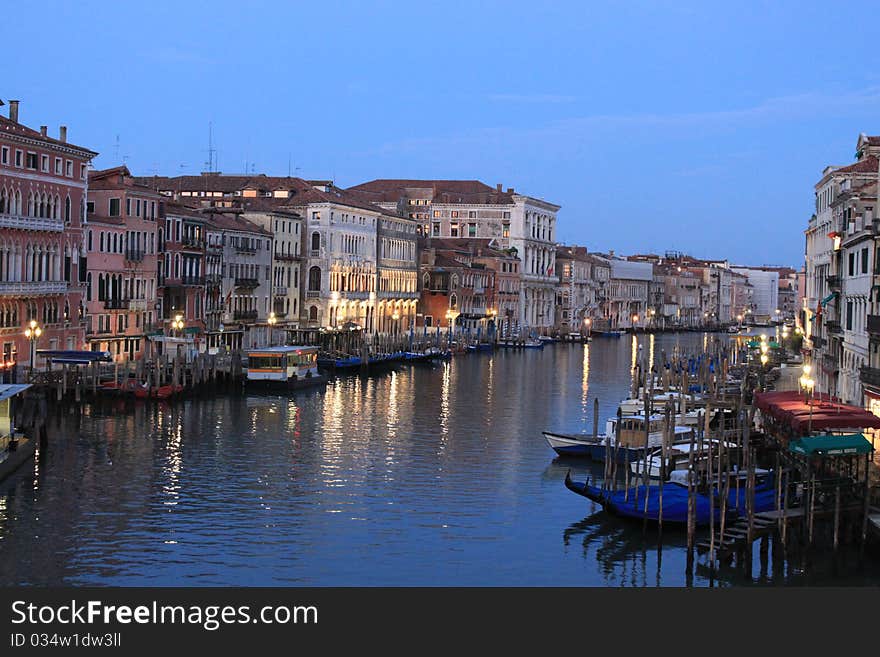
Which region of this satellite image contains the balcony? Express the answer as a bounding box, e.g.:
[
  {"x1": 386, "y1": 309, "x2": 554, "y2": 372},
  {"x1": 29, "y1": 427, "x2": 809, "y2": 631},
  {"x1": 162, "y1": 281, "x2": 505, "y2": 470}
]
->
[
  {"x1": 104, "y1": 298, "x2": 129, "y2": 310},
  {"x1": 234, "y1": 277, "x2": 259, "y2": 289},
  {"x1": 860, "y1": 365, "x2": 880, "y2": 388},
  {"x1": 129, "y1": 298, "x2": 148, "y2": 312},
  {"x1": 182, "y1": 275, "x2": 205, "y2": 286},
  {"x1": 306, "y1": 290, "x2": 320, "y2": 298},
  {"x1": 868, "y1": 315, "x2": 880, "y2": 336},
  {"x1": 0, "y1": 281, "x2": 67, "y2": 296},
  {"x1": 825, "y1": 320, "x2": 842, "y2": 334},
  {"x1": 206, "y1": 273, "x2": 222, "y2": 287},
  {"x1": 827, "y1": 274, "x2": 841, "y2": 288},
  {"x1": 274, "y1": 286, "x2": 288, "y2": 296},
  {"x1": 233, "y1": 309, "x2": 258, "y2": 322},
  {"x1": 235, "y1": 245, "x2": 257, "y2": 255},
  {"x1": 181, "y1": 236, "x2": 205, "y2": 250},
  {"x1": 125, "y1": 249, "x2": 145, "y2": 262},
  {"x1": 274, "y1": 252, "x2": 298, "y2": 261},
  {"x1": 0, "y1": 213, "x2": 64, "y2": 233}
]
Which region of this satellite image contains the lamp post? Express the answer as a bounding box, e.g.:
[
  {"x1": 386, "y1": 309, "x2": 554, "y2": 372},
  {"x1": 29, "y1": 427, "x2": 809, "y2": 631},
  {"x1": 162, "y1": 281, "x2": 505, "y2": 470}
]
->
[
  {"x1": 24, "y1": 319, "x2": 42, "y2": 378},
  {"x1": 392, "y1": 310, "x2": 400, "y2": 345},
  {"x1": 584, "y1": 316, "x2": 592, "y2": 340},
  {"x1": 488, "y1": 308, "x2": 497, "y2": 343},
  {"x1": 799, "y1": 362, "x2": 815, "y2": 434},
  {"x1": 171, "y1": 313, "x2": 185, "y2": 357},
  {"x1": 632, "y1": 313, "x2": 639, "y2": 333},
  {"x1": 268, "y1": 311, "x2": 277, "y2": 346}
]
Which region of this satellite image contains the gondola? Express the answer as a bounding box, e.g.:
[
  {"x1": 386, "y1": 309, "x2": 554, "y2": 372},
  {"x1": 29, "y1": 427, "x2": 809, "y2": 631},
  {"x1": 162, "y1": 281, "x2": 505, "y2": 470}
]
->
[{"x1": 563, "y1": 470, "x2": 778, "y2": 526}]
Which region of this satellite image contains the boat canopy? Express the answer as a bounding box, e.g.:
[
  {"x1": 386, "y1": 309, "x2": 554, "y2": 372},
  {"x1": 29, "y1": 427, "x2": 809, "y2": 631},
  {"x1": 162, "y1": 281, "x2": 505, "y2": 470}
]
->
[
  {"x1": 0, "y1": 384, "x2": 31, "y2": 402},
  {"x1": 754, "y1": 391, "x2": 880, "y2": 433},
  {"x1": 36, "y1": 350, "x2": 111, "y2": 364},
  {"x1": 789, "y1": 434, "x2": 874, "y2": 457}
]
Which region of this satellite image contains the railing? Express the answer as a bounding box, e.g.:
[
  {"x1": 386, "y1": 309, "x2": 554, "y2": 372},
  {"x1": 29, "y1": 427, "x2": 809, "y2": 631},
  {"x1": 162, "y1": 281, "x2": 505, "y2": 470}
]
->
[
  {"x1": 274, "y1": 286, "x2": 288, "y2": 296},
  {"x1": 0, "y1": 213, "x2": 64, "y2": 232},
  {"x1": 104, "y1": 298, "x2": 129, "y2": 310},
  {"x1": 0, "y1": 281, "x2": 67, "y2": 295},
  {"x1": 234, "y1": 277, "x2": 259, "y2": 288},
  {"x1": 233, "y1": 309, "x2": 258, "y2": 321},
  {"x1": 306, "y1": 290, "x2": 320, "y2": 298},
  {"x1": 235, "y1": 245, "x2": 257, "y2": 254},
  {"x1": 310, "y1": 249, "x2": 321, "y2": 258},
  {"x1": 181, "y1": 236, "x2": 205, "y2": 249},
  {"x1": 182, "y1": 276, "x2": 205, "y2": 286},
  {"x1": 125, "y1": 249, "x2": 145, "y2": 262},
  {"x1": 274, "y1": 252, "x2": 298, "y2": 261},
  {"x1": 272, "y1": 306, "x2": 287, "y2": 318},
  {"x1": 860, "y1": 365, "x2": 880, "y2": 388},
  {"x1": 825, "y1": 320, "x2": 842, "y2": 333},
  {"x1": 827, "y1": 274, "x2": 841, "y2": 287},
  {"x1": 868, "y1": 314, "x2": 880, "y2": 335},
  {"x1": 129, "y1": 299, "x2": 147, "y2": 311},
  {"x1": 205, "y1": 274, "x2": 222, "y2": 286},
  {"x1": 206, "y1": 242, "x2": 223, "y2": 252}
]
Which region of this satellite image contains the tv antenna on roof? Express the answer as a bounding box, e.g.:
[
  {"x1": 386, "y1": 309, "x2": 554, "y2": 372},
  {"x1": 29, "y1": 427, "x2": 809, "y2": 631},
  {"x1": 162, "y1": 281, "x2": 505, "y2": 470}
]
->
[{"x1": 204, "y1": 121, "x2": 218, "y2": 173}]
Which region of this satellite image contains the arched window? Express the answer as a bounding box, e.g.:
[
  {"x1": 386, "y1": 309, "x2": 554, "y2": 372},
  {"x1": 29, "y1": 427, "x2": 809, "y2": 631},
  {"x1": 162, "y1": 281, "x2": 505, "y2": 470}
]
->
[
  {"x1": 64, "y1": 196, "x2": 71, "y2": 223},
  {"x1": 311, "y1": 232, "x2": 321, "y2": 252},
  {"x1": 450, "y1": 294, "x2": 458, "y2": 309},
  {"x1": 308, "y1": 266, "x2": 321, "y2": 291},
  {"x1": 0, "y1": 187, "x2": 6, "y2": 214},
  {"x1": 309, "y1": 305, "x2": 318, "y2": 321}
]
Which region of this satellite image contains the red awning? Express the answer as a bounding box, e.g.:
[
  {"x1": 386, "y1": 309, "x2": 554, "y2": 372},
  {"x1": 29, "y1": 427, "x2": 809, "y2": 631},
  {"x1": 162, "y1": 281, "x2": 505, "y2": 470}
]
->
[{"x1": 754, "y1": 391, "x2": 880, "y2": 432}]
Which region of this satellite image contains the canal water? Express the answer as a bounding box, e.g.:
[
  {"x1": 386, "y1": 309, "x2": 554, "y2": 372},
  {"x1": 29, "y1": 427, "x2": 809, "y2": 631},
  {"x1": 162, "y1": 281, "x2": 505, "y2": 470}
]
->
[{"x1": 1, "y1": 332, "x2": 878, "y2": 586}]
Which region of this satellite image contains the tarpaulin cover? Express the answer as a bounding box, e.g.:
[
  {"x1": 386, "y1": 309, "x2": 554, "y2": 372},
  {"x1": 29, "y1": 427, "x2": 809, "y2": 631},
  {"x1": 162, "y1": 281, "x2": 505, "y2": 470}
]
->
[{"x1": 754, "y1": 391, "x2": 880, "y2": 432}]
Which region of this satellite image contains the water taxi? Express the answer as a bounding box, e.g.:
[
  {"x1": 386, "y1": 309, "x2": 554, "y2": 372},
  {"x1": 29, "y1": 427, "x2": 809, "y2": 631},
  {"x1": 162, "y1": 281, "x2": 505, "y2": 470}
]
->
[
  {"x1": 245, "y1": 346, "x2": 327, "y2": 389},
  {"x1": 0, "y1": 384, "x2": 34, "y2": 483}
]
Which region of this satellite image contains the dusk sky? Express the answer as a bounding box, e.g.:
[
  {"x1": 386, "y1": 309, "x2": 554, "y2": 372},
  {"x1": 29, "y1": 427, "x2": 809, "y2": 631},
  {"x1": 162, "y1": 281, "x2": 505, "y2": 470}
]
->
[{"x1": 8, "y1": 1, "x2": 880, "y2": 267}]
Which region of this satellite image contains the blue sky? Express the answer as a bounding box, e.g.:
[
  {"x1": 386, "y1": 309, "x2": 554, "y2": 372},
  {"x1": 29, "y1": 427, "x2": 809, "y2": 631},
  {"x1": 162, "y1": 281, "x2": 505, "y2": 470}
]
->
[{"x1": 7, "y1": 1, "x2": 880, "y2": 266}]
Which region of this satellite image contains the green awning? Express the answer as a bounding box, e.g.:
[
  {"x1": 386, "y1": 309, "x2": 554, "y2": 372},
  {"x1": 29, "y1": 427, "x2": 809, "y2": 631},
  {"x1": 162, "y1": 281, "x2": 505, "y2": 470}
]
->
[
  {"x1": 789, "y1": 433, "x2": 875, "y2": 457},
  {"x1": 820, "y1": 292, "x2": 837, "y2": 306},
  {"x1": 184, "y1": 327, "x2": 201, "y2": 334}
]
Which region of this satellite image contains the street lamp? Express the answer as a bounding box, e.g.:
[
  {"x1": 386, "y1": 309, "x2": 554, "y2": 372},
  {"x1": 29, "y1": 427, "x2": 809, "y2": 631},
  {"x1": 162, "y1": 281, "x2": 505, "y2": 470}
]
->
[
  {"x1": 268, "y1": 311, "x2": 277, "y2": 345},
  {"x1": 799, "y1": 362, "x2": 815, "y2": 433},
  {"x1": 24, "y1": 319, "x2": 42, "y2": 375},
  {"x1": 632, "y1": 313, "x2": 639, "y2": 332},
  {"x1": 584, "y1": 316, "x2": 592, "y2": 339},
  {"x1": 172, "y1": 313, "x2": 185, "y2": 334},
  {"x1": 392, "y1": 310, "x2": 400, "y2": 340}
]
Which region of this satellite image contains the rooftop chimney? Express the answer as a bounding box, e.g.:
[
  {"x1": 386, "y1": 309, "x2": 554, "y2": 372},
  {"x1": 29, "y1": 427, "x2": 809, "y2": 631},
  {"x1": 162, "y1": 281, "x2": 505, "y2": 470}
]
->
[
  {"x1": 40, "y1": 125, "x2": 47, "y2": 136},
  {"x1": 506, "y1": 187, "x2": 514, "y2": 194},
  {"x1": 59, "y1": 126, "x2": 67, "y2": 143},
  {"x1": 496, "y1": 183, "x2": 502, "y2": 192},
  {"x1": 8, "y1": 100, "x2": 19, "y2": 123}
]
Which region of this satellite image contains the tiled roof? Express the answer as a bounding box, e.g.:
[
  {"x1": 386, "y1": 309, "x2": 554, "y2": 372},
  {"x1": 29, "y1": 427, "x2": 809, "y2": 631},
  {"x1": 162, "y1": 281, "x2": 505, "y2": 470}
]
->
[
  {"x1": 833, "y1": 155, "x2": 879, "y2": 175},
  {"x1": 163, "y1": 201, "x2": 206, "y2": 220},
  {"x1": 88, "y1": 166, "x2": 164, "y2": 194},
  {"x1": 348, "y1": 179, "x2": 516, "y2": 205},
  {"x1": 204, "y1": 211, "x2": 271, "y2": 236},
  {"x1": 0, "y1": 115, "x2": 97, "y2": 156}
]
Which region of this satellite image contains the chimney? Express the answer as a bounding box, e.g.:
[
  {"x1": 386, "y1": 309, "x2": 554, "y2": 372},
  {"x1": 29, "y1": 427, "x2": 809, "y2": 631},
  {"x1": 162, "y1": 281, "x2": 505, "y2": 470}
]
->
[
  {"x1": 59, "y1": 126, "x2": 67, "y2": 143},
  {"x1": 496, "y1": 183, "x2": 502, "y2": 192},
  {"x1": 8, "y1": 100, "x2": 19, "y2": 123},
  {"x1": 40, "y1": 126, "x2": 47, "y2": 136},
  {"x1": 506, "y1": 187, "x2": 514, "y2": 194}
]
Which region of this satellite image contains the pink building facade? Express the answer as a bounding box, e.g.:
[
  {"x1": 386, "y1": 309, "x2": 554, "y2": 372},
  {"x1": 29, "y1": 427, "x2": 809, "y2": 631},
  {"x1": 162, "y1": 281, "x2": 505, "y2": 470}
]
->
[
  {"x1": 86, "y1": 166, "x2": 161, "y2": 361},
  {"x1": 0, "y1": 100, "x2": 95, "y2": 376}
]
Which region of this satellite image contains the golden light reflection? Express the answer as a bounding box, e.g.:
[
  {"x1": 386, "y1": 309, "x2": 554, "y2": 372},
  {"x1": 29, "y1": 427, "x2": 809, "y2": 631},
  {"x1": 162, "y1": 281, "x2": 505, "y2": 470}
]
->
[
  {"x1": 387, "y1": 371, "x2": 399, "y2": 439},
  {"x1": 648, "y1": 333, "x2": 655, "y2": 377},
  {"x1": 581, "y1": 344, "x2": 590, "y2": 423},
  {"x1": 162, "y1": 418, "x2": 183, "y2": 508},
  {"x1": 439, "y1": 361, "x2": 451, "y2": 440}
]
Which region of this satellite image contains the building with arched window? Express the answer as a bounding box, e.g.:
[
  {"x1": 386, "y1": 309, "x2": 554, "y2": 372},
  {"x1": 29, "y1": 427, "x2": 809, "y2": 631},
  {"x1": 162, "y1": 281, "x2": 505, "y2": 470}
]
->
[{"x1": 0, "y1": 100, "x2": 95, "y2": 372}]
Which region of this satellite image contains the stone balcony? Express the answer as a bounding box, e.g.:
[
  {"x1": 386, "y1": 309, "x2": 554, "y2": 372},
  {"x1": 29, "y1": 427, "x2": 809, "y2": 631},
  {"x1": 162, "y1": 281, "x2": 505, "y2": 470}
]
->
[
  {"x1": 0, "y1": 213, "x2": 64, "y2": 232},
  {"x1": 868, "y1": 314, "x2": 880, "y2": 336},
  {"x1": 0, "y1": 281, "x2": 67, "y2": 296},
  {"x1": 860, "y1": 365, "x2": 880, "y2": 389}
]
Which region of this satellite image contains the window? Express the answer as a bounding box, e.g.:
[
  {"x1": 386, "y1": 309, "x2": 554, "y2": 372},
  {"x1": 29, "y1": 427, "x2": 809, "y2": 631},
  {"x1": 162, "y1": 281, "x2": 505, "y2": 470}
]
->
[
  {"x1": 451, "y1": 211, "x2": 459, "y2": 218},
  {"x1": 847, "y1": 301, "x2": 853, "y2": 331},
  {"x1": 66, "y1": 161, "x2": 73, "y2": 177},
  {"x1": 849, "y1": 252, "x2": 855, "y2": 276},
  {"x1": 87, "y1": 201, "x2": 95, "y2": 215},
  {"x1": 862, "y1": 247, "x2": 869, "y2": 274},
  {"x1": 0, "y1": 147, "x2": 7, "y2": 164},
  {"x1": 80, "y1": 164, "x2": 86, "y2": 180},
  {"x1": 14, "y1": 150, "x2": 22, "y2": 167},
  {"x1": 468, "y1": 211, "x2": 476, "y2": 218},
  {"x1": 502, "y1": 222, "x2": 510, "y2": 238},
  {"x1": 41, "y1": 155, "x2": 49, "y2": 172},
  {"x1": 26, "y1": 152, "x2": 38, "y2": 169},
  {"x1": 432, "y1": 222, "x2": 441, "y2": 237},
  {"x1": 468, "y1": 223, "x2": 477, "y2": 237},
  {"x1": 126, "y1": 198, "x2": 131, "y2": 216},
  {"x1": 450, "y1": 223, "x2": 459, "y2": 237},
  {"x1": 502, "y1": 211, "x2": 510, "y2": 219},
  {"x1": 55, "y1": 157, "x2": 62, "y2": 174},
  {"x1": 433, "y1": 210, "x2": 441, "y2": 218},
  {"x1": 109, "y1": 198, "x2": 120, "y2": 217}
]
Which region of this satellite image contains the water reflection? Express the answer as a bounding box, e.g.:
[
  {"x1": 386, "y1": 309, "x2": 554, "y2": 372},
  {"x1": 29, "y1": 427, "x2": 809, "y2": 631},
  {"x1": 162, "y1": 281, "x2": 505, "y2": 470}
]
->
[{"x1": 0, "y1": 333, "x2": 877, "y2": 586}]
